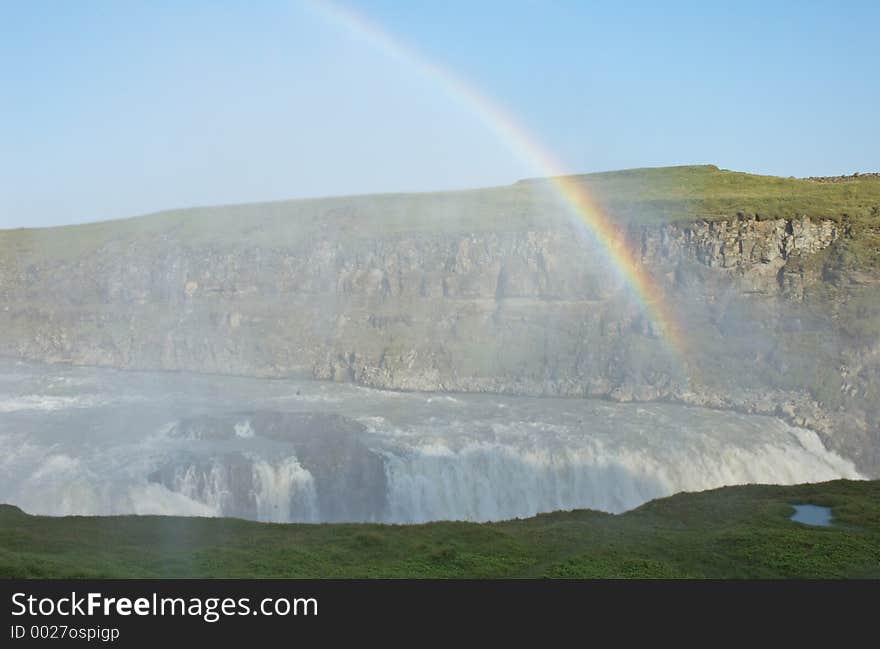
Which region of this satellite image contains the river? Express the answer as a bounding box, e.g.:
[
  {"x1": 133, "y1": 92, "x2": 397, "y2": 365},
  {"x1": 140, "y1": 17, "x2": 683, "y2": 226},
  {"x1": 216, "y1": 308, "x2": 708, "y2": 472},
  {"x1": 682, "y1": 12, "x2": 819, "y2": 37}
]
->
[{"x1": 0, "y1": 359, "x2": 861, "y2": 523}]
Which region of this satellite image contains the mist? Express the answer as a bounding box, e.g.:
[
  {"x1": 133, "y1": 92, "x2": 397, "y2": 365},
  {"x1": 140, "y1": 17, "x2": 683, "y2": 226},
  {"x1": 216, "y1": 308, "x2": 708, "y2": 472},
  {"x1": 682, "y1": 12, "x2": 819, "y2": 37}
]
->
[
  {"x1": 0, "y1": 2, "x2": 877, "y2": 529},
  {"x1": 0, "y1": 171, "x2": 876, "y2": 523},
  {"x1": 0, "y1": 360, "x2": 861, "y2": 523}
]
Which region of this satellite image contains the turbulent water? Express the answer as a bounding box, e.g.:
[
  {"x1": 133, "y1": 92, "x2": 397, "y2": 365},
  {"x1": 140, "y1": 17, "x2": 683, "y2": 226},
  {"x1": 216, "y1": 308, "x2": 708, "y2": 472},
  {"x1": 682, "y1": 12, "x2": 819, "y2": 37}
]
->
[{"x1": 0, "y1": 359, "x2": 862, "y2": 524}]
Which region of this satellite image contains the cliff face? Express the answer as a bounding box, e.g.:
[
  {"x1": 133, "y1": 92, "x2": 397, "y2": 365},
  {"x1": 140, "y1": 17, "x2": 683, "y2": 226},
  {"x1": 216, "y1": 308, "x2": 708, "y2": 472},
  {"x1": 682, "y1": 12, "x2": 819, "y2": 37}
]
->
[{"x1": 1, "y1": 211, "x2": 877, "y2": 474}]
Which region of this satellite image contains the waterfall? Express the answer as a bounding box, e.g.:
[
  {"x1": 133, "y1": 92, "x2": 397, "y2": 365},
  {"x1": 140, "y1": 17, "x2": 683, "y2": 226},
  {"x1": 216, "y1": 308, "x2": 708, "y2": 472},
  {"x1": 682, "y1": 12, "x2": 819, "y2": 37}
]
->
[
  {"x1": 378, "y1": 428, "x2": 860, "y2": 523},
  {"x1": 251, "y1": 457, "x2": 319, "y2": 523},
  {"x1": 0, "y1": 363, "x2": 864, "y2": 524}
]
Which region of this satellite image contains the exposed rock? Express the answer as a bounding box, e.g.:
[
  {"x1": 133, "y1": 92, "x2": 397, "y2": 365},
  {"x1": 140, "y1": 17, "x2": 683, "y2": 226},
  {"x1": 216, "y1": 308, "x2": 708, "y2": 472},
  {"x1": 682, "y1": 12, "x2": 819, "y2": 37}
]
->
[{"x1": 0, "y1": 214, "x2": 877, "y2": 475}]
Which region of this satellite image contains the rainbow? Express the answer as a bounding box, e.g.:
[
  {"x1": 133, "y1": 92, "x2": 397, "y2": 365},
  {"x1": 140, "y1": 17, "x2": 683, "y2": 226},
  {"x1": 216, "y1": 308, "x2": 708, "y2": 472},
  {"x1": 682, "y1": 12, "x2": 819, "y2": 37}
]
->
[{"x1": 308, "y1": 1, "x2": 686, "y2": 359}]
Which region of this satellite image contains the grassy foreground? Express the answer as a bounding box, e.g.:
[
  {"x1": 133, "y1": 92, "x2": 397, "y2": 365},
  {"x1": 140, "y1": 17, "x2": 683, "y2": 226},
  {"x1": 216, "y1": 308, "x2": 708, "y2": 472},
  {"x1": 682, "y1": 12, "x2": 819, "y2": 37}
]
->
[{"x1": 1, "y1": 480, "x2": 878, "y2": 579}]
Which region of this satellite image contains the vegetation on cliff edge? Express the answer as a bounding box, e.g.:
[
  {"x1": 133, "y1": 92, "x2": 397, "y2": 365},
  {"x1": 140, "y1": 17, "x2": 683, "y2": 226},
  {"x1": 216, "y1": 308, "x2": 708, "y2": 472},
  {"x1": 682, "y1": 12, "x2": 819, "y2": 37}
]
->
[{"x1": 2, "y1": 165, "x2": 878, "y2": 265}]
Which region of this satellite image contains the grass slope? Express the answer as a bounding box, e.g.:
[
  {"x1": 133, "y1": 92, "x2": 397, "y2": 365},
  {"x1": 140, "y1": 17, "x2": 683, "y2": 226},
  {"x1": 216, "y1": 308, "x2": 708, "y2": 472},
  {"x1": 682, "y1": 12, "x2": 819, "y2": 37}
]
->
[
  {"x1": 2, "y1": 165, "x2": 879, "y2": 265},
  {"x1": 2, "y1": 480, "x2": 878, "y2": 579}
]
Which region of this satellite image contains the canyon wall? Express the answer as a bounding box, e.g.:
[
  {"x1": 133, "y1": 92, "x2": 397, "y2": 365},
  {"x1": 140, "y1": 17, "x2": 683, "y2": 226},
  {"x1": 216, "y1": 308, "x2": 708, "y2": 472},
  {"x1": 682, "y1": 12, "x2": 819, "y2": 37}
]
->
[{"x1": 1, "y1": 211, "x2": 877, "y2": 473}]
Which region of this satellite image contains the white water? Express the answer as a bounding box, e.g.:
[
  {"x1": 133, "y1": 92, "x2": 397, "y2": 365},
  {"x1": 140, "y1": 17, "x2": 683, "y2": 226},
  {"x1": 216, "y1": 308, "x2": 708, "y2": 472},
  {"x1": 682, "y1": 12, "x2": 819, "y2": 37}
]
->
[
  {"x1": 251, "y1": 457, "x2": 320, "y2": 523},
  {"x1": 375, "y1": 420, "x2": 859, "y2": 522},
  {"x1": 0, "y1": 360, "x2": 863, "y2": 523}
]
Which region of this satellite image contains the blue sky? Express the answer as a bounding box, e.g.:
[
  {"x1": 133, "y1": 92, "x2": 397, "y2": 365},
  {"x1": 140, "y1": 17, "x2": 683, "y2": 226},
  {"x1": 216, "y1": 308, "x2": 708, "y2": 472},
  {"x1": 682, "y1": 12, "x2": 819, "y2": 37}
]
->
[{"x1": 1, "y1": 0, "x2": 878, "y2": 228}]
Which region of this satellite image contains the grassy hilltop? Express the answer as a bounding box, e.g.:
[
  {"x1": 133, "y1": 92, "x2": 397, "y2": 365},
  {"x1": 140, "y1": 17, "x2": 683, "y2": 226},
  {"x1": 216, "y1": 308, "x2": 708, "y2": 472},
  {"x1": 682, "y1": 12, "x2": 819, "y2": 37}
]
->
[
  {"x1": 2, "y1": 164, "x2": 879, "y2": 265},
  {"x1": 2, "y1": 480, "x2": 878, "y2": 579}
]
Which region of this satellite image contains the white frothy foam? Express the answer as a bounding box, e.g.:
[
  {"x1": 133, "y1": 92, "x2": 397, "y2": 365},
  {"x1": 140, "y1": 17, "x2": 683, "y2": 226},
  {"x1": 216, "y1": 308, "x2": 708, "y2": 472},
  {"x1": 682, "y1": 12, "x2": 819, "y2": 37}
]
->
[
  {"x1": 0, "y1": 394, "x2": 104, "y2": 413},
  {"x1": 234, "y1": 420, "x2": 255, "y2": 438}
]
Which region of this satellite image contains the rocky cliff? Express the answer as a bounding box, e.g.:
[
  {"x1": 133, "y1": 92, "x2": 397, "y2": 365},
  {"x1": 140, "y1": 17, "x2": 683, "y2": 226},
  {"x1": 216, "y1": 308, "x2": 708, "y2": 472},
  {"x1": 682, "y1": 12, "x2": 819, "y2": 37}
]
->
[{"x1": 2, "y1": 168, "x2": 878, "y2": 474}]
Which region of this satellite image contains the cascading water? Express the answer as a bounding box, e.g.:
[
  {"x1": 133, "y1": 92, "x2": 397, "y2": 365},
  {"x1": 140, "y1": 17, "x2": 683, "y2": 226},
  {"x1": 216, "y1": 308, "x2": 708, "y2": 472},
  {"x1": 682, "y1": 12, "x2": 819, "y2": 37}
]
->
[
  {"x1": 250, "y1": 457, "x2": 320, "y2": 523},
  {"x1": 377, "y1": 427, "x2": 858, "y2": 522},
  {"x1": 0, "y1": 360, "x2": 863, "y2": 524}
]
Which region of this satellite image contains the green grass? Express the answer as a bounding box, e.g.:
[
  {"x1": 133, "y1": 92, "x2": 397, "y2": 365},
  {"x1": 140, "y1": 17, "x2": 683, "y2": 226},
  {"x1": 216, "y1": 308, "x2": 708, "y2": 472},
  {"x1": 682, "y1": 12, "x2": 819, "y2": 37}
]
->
[
  {"x1": 2, "y1": 165, "x2": 879, "y2": 264},
  {"x1": 558, "y1": 165, "x2": 880, "y2": 223},
  {"x1": 1, "y1": 480, "x2": 878, "y2": 579}
]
